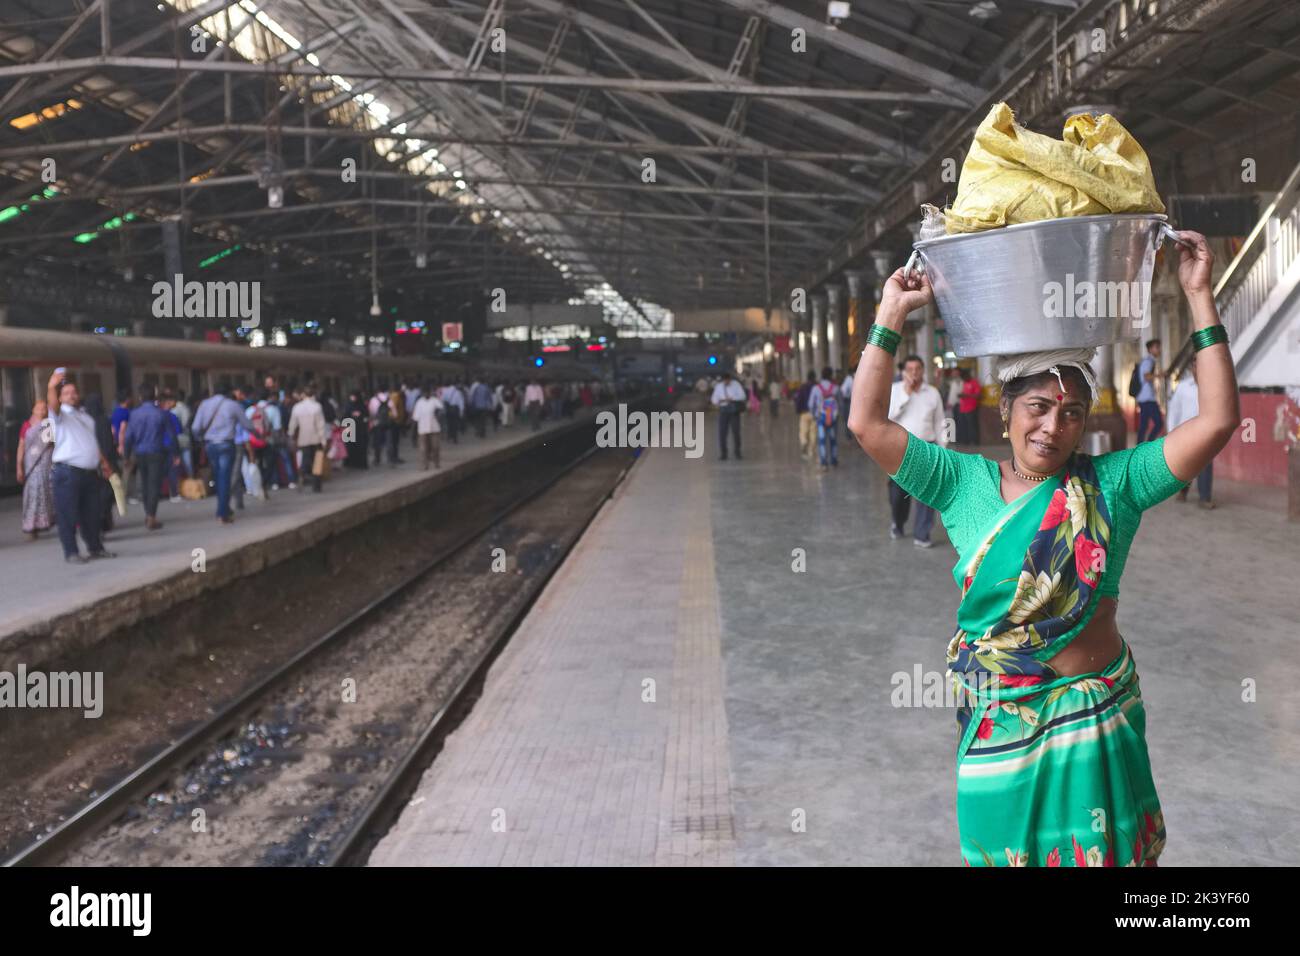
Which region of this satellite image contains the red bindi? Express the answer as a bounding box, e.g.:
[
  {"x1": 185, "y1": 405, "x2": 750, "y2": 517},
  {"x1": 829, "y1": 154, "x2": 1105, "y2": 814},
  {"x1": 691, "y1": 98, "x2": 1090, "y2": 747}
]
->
[{"x1": 1056, "y1": 393, "x2": 1063, "y2": 400}]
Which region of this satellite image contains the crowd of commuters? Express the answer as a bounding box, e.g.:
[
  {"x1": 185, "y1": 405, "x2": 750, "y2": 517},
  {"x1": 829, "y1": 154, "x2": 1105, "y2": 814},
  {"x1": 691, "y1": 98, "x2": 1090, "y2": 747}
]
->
[
  {"x1": 15, "y1": 370, "x2": 609, "y2": 563},
  {"x1": 737, "y1": 345, "x2": 1213, "y2": 537}
]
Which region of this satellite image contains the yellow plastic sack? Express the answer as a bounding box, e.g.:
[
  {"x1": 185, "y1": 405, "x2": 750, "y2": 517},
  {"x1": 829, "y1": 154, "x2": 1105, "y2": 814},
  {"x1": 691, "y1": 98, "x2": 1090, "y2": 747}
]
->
[{"x1": 944, "y1": 102, "x2": 1164, "y2": 235}]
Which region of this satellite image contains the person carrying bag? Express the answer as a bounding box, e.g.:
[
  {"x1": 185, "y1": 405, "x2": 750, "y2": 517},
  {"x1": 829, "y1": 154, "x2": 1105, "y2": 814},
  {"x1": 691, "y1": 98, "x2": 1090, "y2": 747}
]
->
[{"x1": 288, "y1": 386, "x2": 329, "y2": 493}]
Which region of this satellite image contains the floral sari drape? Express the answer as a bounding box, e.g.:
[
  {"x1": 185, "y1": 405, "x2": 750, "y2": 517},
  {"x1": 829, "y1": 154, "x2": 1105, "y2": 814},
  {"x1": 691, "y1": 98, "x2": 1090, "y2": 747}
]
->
[
  {"x1": 946, "y1": 452, "x2": 1111, "y2": 755},
  {"x1": 22, "y1": 420, "x2": 55, "y2": 533}
]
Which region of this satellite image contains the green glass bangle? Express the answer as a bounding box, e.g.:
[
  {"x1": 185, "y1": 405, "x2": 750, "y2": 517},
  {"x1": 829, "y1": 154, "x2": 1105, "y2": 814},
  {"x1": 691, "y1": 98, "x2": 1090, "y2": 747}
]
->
[
  {"x1": 1191, "y1": 325, "x2": 1229, "y2": 351},
  {"x1": 867, "y1": 333, "x2": 899, "y2": 355},
  {"x1": 867, "y1": 323, "x2": 901, "y2": 355}
]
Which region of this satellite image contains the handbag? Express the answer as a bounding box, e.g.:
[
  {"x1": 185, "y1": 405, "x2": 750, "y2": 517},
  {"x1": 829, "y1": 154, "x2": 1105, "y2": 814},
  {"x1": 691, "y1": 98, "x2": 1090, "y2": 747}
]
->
[
  {"x1": 241, "y1": 457, "x2": 264, "y2": 498},
  {"x1": 312, "y1": 449, "x2": 330, "y2": 478},
  {"x1": 180, "y1": 477, "x2": 207, "y2": 500},
  {"x1": 108, "y1": 472, "x2": 128, "y2": 516}
]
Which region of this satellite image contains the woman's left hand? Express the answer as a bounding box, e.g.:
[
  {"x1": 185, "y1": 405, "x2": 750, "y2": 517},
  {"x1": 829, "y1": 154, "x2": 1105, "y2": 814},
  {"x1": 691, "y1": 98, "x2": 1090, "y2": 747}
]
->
[{"x1": 1173, "y1": 229, "x2": 1214, "y2": 297}]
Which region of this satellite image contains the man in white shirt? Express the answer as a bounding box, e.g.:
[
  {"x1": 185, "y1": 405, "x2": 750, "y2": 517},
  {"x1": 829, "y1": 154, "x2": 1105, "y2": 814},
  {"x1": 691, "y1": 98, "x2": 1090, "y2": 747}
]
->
[
  {"x1": 172, "y1": 390, "x2": 193, "y2": 477},
  {"x1": 1166, "y1": 355, "x2": 1214, "y2": 509},
  {"x1": 496, "y1": 382, "x2": 514, "y2": 427},
  {"x1": 288, "y1": 386, "x2": 328, "y2": 492},
  {"x1": 45, "y1": 370, "x2": 115, "y2": 563},
  {"x1": 523, "y1": 379, "x2": 545, "y2": 432},
  {"x1": 767, "y1": 378, "x2": 782, "y2": 417},
  {"x1": 412, "y1": 385, "x2": 445, "y2": 470},
  {"x1": 710, "y1": 370, "x2": 748, "y2": 460},
  {"x1": 368, "y1": 388, "x2": 390, "y2": 464},
  {"x1": 887, "y1": 354, "x2": 948, "y2": 548}
]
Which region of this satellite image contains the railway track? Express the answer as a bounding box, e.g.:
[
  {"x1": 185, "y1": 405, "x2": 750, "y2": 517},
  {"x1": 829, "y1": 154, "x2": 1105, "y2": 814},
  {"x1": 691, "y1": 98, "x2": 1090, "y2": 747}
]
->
[{"x1": 4, "y1": 438, "x2": 637, "y2": 867}]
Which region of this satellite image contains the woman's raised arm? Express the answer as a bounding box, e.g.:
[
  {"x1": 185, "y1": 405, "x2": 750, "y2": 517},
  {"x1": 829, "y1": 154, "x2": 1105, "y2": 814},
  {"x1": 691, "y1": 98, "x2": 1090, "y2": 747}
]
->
[
  {"x1": 1162, "y1": 231, "x2": 1241, "y2": 481},
  {"x1": 847, "y1": 266, "x2": 934, "y2": 474}
]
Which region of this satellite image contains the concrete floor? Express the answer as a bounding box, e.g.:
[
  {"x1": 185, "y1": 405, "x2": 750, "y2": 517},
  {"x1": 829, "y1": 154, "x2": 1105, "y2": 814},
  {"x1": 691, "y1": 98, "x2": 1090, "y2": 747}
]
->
[
  {"x1": 373, "y1": 408, "x2": 1299, "y2": 865},
  {"x1": 714, "y1": 411, "x2": 1299, "y2": 865}
]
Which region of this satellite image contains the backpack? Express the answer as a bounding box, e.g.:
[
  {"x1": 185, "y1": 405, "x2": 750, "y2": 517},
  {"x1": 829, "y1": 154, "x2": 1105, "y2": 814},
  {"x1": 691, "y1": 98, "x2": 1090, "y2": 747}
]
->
[
  {"x1": 1128, "y1": 361, "x2": 1144, "y2": 398},
  {"x1": 816, "y1": 382, "x2": 839, "y2": 427},
  {"x1": 373, "y1": 396, "x2": 391, "y2": 426},
  {"x1": 247, "y1": 403, "x2": 269, "y2": 450}
]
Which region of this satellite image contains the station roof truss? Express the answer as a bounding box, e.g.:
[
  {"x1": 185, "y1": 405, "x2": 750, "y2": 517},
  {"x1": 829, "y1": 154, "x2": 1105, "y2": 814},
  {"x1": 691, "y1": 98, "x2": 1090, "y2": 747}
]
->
[{"x1": 3, "y1": 0, "x2": 1298, "y2": 331}]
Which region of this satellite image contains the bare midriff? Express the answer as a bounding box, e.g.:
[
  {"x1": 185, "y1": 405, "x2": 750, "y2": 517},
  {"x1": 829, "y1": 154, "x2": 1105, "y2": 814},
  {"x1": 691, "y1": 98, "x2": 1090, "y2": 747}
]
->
[{"x1": 1045, "y1": 596, "x2": 1123, "y2": 677}]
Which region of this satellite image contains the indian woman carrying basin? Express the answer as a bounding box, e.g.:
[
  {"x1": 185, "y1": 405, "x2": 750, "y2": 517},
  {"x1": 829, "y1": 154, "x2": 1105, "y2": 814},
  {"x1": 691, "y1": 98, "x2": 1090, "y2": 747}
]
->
[{"x1": 847, "y1": 227, "x2": 1237, "y2": 866}]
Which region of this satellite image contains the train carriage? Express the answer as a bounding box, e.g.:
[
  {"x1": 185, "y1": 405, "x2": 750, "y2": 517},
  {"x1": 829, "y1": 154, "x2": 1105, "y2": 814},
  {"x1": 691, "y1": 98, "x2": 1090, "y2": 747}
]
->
[{"x1": 0, "y1": 328, "x2": 605, "y2": 490}]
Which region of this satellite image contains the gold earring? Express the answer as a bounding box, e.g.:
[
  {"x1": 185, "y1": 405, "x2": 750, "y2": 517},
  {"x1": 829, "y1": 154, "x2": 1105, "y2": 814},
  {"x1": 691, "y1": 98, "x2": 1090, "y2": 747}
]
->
[{"x1": 1001, "y1": 417, "x2": 1009, "y2": 439}]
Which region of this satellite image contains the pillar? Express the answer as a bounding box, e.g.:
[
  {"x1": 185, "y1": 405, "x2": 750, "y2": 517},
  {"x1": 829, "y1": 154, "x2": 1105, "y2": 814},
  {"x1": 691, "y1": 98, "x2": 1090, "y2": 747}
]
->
[
  {"x1": 1113, "y1": 340, "x2": 1131, "y2": 433},
  {"x1": 870, "y1": 250, "x2": 895, "y2": 377},
  {"x1": 977, "y1": 354, "x2": 1000, "y2": 446},
  {"x1": 1158, "y1": 296, "x2": 1173, "y2": 409},
  {"x1": 797, "y1": 319, "x2": 809, "y2": 382},
  {"x1": 810, "y1": 292, "x2": 828, "y2": 377},
  {"x1": 844, "y1": 270, "x2": 868, "y2": 370},
  {"x1": 1089, "y1": 343, "x2": 1126, "y2": 451},
  {"x1": 913, "y1": 306, "x2": 934, "y2": 377},
  {"x1": 825, "y1": 283, "x2": 845, "y2": 375}
]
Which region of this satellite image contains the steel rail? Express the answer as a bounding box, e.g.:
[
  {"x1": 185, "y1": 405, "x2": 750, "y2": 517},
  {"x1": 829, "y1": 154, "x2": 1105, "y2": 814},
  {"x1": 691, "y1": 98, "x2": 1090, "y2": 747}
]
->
[{"x1": 1, "y1": 422, "x2": 624, "y2": 867}]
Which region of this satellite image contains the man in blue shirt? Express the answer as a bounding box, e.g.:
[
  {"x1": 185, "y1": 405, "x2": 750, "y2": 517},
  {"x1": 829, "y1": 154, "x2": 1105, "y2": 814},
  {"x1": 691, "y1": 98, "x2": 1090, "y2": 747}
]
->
[
  {"x1": 469, "y1": 379, "x2": 495, "y2": 438},
  {"x1": 122, "y1": 383, "x2": 176, "y2": 530},
  {"x1": 160, "y1": 390, "x2": 185, "y2": 503},
  {"x1": 1136, "y1": 338, "x2": 1163, "y2": 443},
  {"x1": 192, "y1": 383, "x2": 249, "y2": 523}
]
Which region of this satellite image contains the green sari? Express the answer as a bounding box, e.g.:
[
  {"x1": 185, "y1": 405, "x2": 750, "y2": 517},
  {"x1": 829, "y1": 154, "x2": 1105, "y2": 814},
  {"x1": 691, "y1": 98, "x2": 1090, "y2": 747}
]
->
[{"x1": 948, "y1": 454, "x2": 1166, "y2": 867}]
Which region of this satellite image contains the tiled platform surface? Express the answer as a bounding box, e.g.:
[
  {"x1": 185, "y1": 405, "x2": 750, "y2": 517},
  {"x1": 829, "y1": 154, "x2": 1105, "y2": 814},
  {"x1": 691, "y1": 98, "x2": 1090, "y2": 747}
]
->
[
  {"x1": 370, "y1": 440, "x2": 736, "y2": 865},
  {"x1": 372, "y1": 410, "x2": 1299, "y2": 866}
]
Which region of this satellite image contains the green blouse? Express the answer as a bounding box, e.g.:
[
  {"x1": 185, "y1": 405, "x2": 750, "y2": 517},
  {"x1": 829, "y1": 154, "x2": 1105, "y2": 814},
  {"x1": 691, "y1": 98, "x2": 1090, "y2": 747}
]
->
[{"x1": 889, "y1": 433, "x2": 1186, "y2": 599}]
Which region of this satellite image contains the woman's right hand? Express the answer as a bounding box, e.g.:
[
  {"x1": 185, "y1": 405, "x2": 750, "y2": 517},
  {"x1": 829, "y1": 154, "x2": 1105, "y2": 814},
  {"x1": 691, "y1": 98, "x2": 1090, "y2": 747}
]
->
[{"x1": 879, "y1": 266, "x2": 934, "y2": 320}]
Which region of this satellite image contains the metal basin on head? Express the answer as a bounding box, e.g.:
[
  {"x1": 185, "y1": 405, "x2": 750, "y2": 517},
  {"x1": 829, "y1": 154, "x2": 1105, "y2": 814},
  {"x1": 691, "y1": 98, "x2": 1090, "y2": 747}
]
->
[{"x1": 910, "y1": 213, "x2": 1174, "y2": 358}]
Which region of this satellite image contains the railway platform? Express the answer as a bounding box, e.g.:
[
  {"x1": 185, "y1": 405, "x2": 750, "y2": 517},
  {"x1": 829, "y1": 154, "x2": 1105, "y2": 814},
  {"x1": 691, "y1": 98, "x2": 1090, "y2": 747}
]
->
[
  {"x1": 0, "y1": 411, "x2": 600, "y2": 671},
  {"x1": 371, "y1": 412, "x2": 1300, "y2": 866}
]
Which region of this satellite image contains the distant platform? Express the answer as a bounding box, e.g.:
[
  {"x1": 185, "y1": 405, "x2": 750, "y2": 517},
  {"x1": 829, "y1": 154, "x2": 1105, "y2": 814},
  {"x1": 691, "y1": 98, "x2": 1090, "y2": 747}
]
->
[
  {"x1": 0, "y1": 411, "x2": 598, "y2": 670},
  {"x1": 371, "y1": 410, "x2": 1299, "y2": 866}
]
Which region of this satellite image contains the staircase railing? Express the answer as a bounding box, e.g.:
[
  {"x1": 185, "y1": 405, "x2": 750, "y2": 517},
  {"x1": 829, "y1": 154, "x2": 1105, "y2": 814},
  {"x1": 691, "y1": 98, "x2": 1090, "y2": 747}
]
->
[{"x1": 1169, "y1": 159, "x2": 1300, "y2": 377}]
